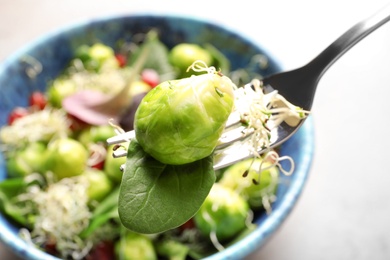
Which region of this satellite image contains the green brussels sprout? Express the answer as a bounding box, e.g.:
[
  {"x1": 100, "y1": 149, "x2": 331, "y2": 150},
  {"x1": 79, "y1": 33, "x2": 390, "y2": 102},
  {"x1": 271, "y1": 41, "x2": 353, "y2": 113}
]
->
[
  {"x1": 194, "y1": 183, "x2": 249, "y2": 241},
  {"x1": 73, "y1": 43, "x2": 118, "y2": 72},
  {"x1": 134, "y1": 72, "x2": 235, "y2": 165},
  {"x1": 169, "y1": 43, "x2": 213, "y2": 78},
  {"x1": 155, "y1": 239, "x2": 189, "y2": 260},
  {"x1": 45, "y1": 138, "x2": 88, "y2": 179},
  {"x1": 74, "y1": 44, "x2": 91, "y2": 62},
  {"x1": 104, "y1": 145, "x2": 127, "y2": 183},
  {"x1": 6, "y1": 142, "x2": 47, "y2": 177},
  {"x1": 219, "y1": 158, "x2": 279, "y2": 209},
  {"x1": 47, "y1": 79, "x2": 77, "y2": 108},
  {"x1": 88, "y1": 43, "x2": 114, "y2": 63},
  {"x1": 116, "y1": 232, "x2": 157, "y2": 260},
  {"x1": 83, "y1": 168, "x2": 113, "y2": 203},
  {"x1": 78, "y1": 124, "x2": 116, "y2": 147}
]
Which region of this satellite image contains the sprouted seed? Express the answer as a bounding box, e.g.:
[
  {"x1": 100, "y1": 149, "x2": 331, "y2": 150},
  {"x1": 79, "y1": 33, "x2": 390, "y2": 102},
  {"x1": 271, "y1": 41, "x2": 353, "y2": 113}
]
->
[
  {"x1": 0, "y1": 109, "x2": 69, "y2": 149},
  {"x1": 210, "y1": 230, "x2": 224, "y2": 252},
  {"x1": 234, "y1": 78, "x2": 309, "y2": 175},
  {"x1": 17, "y1": 174, "x2": 93, "y2": 260}
]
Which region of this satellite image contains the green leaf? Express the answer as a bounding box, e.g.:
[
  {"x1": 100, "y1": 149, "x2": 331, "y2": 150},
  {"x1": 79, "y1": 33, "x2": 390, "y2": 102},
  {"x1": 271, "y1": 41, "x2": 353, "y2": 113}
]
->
[
  {"x1": 128, "y1": 30, "x2": 176, "y2": 81},
  {"x1": 80, "y1": 206, "x2": 118, "y2": 238},
  {"x1": 91, "y1": 185, "x2": 120, "y2": 219},
  {"x1": 0, "y1": 178, "x2": 30, "y2": 226},
  {"x1": 80, "y1": 186, "x2": 120, "y2": 238},
  {"x1": 118, "y1": 141, "x2": 216, "y2": 234}
]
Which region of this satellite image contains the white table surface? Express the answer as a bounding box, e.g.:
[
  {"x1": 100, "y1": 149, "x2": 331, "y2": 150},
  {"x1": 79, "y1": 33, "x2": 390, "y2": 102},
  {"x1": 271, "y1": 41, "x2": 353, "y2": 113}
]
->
[{"x1": 2, "y1": 0, "x2": 390, "y2": 259}]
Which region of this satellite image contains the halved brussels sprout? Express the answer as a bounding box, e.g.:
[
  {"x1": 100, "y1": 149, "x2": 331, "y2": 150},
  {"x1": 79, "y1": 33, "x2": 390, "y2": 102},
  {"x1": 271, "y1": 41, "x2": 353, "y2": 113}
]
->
[{"x1": 134, "y1": 71, "x2": 235, "y2": 165}]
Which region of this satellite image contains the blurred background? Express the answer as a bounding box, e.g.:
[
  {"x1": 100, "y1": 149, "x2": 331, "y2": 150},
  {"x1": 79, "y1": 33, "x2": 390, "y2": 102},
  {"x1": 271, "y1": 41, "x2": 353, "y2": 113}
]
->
[{"x1": 1, "y1": 0, "x2": 390, "y2": 259}]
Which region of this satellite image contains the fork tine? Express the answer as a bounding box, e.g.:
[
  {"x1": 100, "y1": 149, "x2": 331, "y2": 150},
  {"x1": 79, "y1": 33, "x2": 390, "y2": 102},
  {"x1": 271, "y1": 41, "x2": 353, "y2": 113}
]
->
[
  {"x1": 108, "y1": 125, "x2": 252, "y2": 159},
  {"x1": 111, "y1": 128, "x2": 252, "y2": 158},
  {"x1": 106, "y1": 130, "x2": 135, "y2": 145},
  {"x1": 216, "y1": 126, "x2": 254, "y2": 149},
  {"x1": 113, "y1": 149, "x2": 128, "y2": 158}
]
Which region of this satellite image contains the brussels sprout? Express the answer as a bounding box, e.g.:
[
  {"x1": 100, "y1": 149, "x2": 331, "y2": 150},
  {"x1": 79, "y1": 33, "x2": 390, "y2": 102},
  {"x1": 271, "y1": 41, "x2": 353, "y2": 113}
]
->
[
  {"x1": 74, "y1": 44, "x2": 91, "y2": 62},
  {"x1": 47, "y1": 79, "x2": 77, "y2": 108},
  {"x1": 88, "y1": 43, "x2": 118, "y2": 71},
  {"x1": 88, "y1": 43, "x2": 115, "y2": 63},
  {"x1": 104, "y1": 145, "x2": 127, "y2": 183},
  {"x1": 134, "y1": 71, "x2": 235, "y2": 165},
  {"x1": 169, "y1": 43, "x2": 213, "y2": 78},
  {"x1": 84, "y1": 168, "x2": 113, "y2": 203},
  {"x1": 78, "y1": 125, "x2": 116, "y2": 147},
  {"x1": 116, "y1": 232, "x2": 157, "y2": 260},
  {"x1": 45, "y1": 138, "x2": 88, "y2": 179},
  {"x1": 6, "y1": 142, "x2": 47, "y2": 177},
  {"x1": 155, "y1": 239, "x2": 189, "y2": 260},
  {"x1": 219, "y1": 158, "x2": 279, "y2": 209},
  {"x1": 128, "y1": 80, "x2": 152, "y2": 97},
  {"x1": 194, "y1": 183, "x2": 249, "y2": 241}
]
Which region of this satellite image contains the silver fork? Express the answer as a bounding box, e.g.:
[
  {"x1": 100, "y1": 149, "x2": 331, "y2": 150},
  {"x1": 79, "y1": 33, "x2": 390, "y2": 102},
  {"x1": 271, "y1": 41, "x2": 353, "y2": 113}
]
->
[{"x1": 106, "y1": 110, "x2": 262, "y2": 170}]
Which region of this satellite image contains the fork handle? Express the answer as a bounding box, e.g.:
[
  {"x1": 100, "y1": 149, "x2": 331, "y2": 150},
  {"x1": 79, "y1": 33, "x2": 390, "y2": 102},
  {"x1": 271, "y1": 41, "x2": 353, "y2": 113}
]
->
[{"x1": 307, "y1": 3, "x2": 390, "y2": 79}]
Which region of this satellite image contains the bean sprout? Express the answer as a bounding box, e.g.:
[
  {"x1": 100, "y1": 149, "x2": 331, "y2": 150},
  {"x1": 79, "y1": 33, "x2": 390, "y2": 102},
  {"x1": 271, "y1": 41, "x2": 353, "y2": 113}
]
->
[
  {"x1": 186, "y1": 60, "x2": 217, "y2": 74},
  {"x1": 234, "y1": 78, "x2": 309, "y2": 175},
  {"x1": 17, "y1": 175, "x2": 93, "y2": 260}
]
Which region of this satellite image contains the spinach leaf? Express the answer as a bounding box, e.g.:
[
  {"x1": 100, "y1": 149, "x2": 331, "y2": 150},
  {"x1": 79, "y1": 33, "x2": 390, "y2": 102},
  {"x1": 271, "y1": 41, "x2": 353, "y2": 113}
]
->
[
  {"x1": 0, "y1": 177, "x2": 31, "y2": 226},
  {"x1": 118, "y1": 141, "x2": 215, "y2": 234}
]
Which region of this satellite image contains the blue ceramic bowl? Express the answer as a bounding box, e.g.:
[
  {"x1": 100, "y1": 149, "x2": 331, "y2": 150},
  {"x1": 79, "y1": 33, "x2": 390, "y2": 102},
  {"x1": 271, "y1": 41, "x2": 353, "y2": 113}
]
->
[{"x1": 0, "y1": 15, "x2": 314, "y2": 260}]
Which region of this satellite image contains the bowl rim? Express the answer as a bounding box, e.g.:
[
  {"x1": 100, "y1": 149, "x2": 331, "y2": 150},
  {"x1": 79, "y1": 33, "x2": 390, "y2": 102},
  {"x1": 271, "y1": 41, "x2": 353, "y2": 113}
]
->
[
  {"x1": 0, "y1": 13, "x2": 314, "y2": 260},
  {"x1": 0, "y1": 13, "x2": 283, "y2": 74}
]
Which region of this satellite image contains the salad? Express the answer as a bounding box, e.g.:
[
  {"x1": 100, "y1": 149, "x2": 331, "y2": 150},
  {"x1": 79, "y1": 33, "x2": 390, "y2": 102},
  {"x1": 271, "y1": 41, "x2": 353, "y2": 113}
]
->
[{"x1": 0, "y1": 30, "x2": 307, "y2": 260}]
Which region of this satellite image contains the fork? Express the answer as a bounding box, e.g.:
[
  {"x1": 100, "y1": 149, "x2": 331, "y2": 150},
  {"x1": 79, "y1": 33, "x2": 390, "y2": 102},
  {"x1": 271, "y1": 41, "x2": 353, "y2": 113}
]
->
[
  {"x1": 107, "y1": 4, "x2": 390, "y2": 170},
  {"x1": 106, "y1": 110, "x2": 258, "y2": 170}
]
